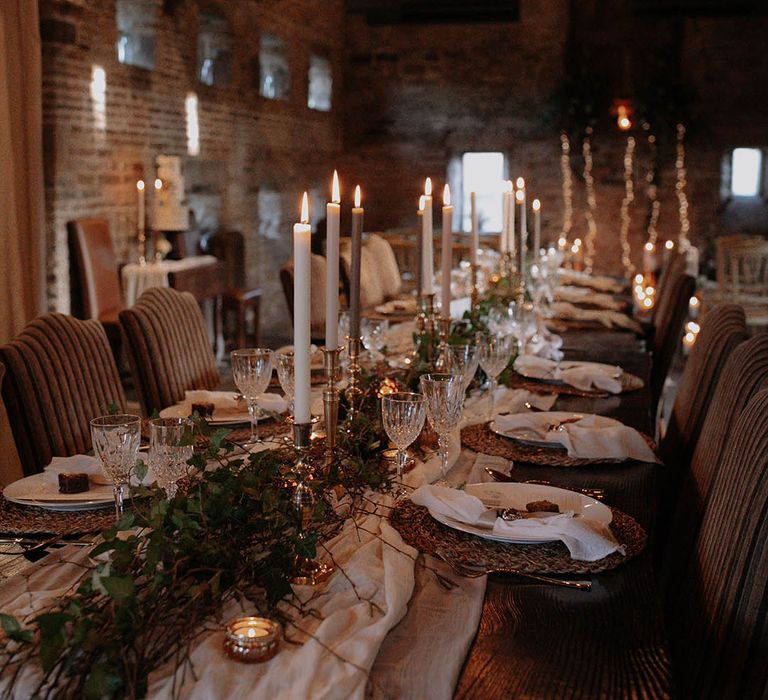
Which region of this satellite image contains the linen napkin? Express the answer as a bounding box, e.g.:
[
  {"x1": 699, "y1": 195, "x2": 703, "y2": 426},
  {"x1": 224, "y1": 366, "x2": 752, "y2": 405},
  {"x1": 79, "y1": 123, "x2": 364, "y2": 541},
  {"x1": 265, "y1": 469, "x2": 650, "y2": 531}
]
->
[
  {"x1": 45, "y1": 454, "x2": 102, "y2": 477},
  {"x1": 514, "y1": 355, "x2": 623, "y2": 394},
  {"x1": 463, "y1": 386, "x2": 557, "y2": 425},
  {"x1": 410, "y1": 484, "x2": 488, "y2": 525},
  {"x1": 184, "y1": 390, "x2": 287, "y2": 415},
  {"x1": 493, "y1": 412, "x2": 660, "y2": 463},
  {"x1": 554, "y1": 285, "x2": 626, "y2": 312},
  {"x1": 492, "y1": 512, "x2": 624, "y2": 561}
]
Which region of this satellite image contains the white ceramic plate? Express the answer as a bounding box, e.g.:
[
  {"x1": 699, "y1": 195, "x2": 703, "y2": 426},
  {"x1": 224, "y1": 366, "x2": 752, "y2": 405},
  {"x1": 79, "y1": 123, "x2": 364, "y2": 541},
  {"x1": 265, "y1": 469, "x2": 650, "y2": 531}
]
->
[
  {"x1": 4, "y1": 473, "x2": 115, "y2": 511},
  {"x1": 428, "y1": 482, "x2": 611, "y2": 544},
  {"x1": 488, "y1": 411, "x2": 587, "y2": 449},
  {"x1": 159, "y1": 403, "x2": 250, "y2": 425}
]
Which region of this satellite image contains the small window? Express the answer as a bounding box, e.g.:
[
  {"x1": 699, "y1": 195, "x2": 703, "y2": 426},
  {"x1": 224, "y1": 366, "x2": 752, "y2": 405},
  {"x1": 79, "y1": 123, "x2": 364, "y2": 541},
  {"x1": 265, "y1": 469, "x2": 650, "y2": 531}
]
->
[
  {"x1": 260, "y1": 34, "x2": 290, "y2": 100},
  {"x1": 116, "y1": 0, "x2": 156, "y2": 70},
  {"x1": 731, "y1": 148, "x2": 763, "y2": 197},
  {"x1": 197, "y1": 13, "x2": 232, "y2": 87},
  {"x1": 460, "y1": 152, "x2": 506, "y2": 233},
  {"x1": 308, "y1": 54, "x2": 332, "y2": 111}
]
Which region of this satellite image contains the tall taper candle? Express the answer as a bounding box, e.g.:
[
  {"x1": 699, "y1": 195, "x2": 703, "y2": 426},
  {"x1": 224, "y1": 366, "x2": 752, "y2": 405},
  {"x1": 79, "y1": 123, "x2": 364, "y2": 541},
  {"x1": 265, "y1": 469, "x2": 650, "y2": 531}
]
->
[
  {"x1": 137, "y1": 180, "x2": 146, "y2": 234},
  {"x1": 470, "y1": 191, "x2": 478, "y2": 266},
  {"x1": 500, "y1": 181, "x2": 509, "y2": 254},
  {"x1": 516, "y1": 188, "x2": 526, "y2": 274},
  {"x1": 441, "y1": 184, "x2": 453, "y2": 316},
  {"x1": 325, "y1": 171, "x2": 341, "y2": 350},
  {"x1": 293, "y1": 193, "x2": 312, "y2": 424},
  {"x1": 532, "y1": 198, "x2": 541, "y2": 255},
  {"x1": 349, "y1": 185, "x2": 364, "y2": 340},
  {"x1": 422, "y1": 178, "x2": 434, "y2": 295},
  {"x1": 508, "y1": 181, "x2": 516, "y2": 256},
  {"x1": 417, "y1": 195, "x2": 425, "y2": 297}
]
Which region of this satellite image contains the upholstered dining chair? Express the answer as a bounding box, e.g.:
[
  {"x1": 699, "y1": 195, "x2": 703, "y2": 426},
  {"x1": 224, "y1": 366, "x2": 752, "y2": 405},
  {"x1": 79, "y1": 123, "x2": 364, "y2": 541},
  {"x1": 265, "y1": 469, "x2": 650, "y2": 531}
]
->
[
  {"x1": 650, "y1": 273, "x2": 696, "y2": 409},
  {"x1": 652, "y1": 251, "x2": 687, "y2": 329},
  {"x1": 67, "y1": 218, "x2": 124, "y2": 358},
  {"x1": 365, "y1": 234, "x2": 403, "y2": 300},
  {"x1": 659, "y1": 304, "x2": 748, "y2": 468},
  {"x1": 0, "y1": 364, "x2": 23, "y2": 487},
  {"x1": 662, "y1": 333, "x2": 768, "y2": 596},
  {"x1": 201, "y1": 230, "x2": 262, "y2": 350},
  {"x1": 0, "y1": 314, "x2": 126, "y2": 475},
  {"x1": 665, "y1": 388, "x2": 768, "y2": 699},
  {"x1": 340, "y1": 237, "x2": 387, "y2": 310},
  {"x1": 279, "y1": 254, "x2": 328, "y2": 342},
  {"x1": 119, "y1": 287, "x2": 220, "y2": 416}
]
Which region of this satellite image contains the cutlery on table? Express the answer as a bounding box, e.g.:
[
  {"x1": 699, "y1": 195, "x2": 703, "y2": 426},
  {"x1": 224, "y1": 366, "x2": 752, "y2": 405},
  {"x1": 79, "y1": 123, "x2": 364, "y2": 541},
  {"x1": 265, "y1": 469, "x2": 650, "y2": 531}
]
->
[
  {"x1": 435, "y1": 547, "x2": 591, "y2": 591},
  {"x1": 0, "y1": 536, "x2": 95, "y2": 555},
  {"x1": 546, "y1": 416, "x2": 584, "y2": 433},
  {"x1": 482, "y1": 467, "x2": 606, "y2": 501},
  {"x1": 524, "y1": 401, "x2": 545, "y2": 413}
]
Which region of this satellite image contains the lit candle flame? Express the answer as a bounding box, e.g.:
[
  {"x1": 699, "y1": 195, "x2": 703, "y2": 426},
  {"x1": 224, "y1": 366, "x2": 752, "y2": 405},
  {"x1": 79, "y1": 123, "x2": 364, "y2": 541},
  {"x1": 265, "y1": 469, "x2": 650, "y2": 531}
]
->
[
  {"x1": 425, "y1": 177, "x2": 432, "y2": 196},
  {"x1": 532, "y1": 198, "x2": 541, "y2": 211},
  {"x1": 300, "y1": 192, "x2": 309, "y2": 224},
  {"x1": 644, "y1": 242, "x2": 655, "y2": 252},
  {"x1": 516, "y1": 177, "x2": 525, "y2": 190},
  {"x1": 354, "y1": 185, "x2": 361, "y2": 208},
  {"x1": 443, "y1": 184, "x2": 451, "y2": 206},
  {"x1": 154, "y1": 178, "x2": 162, "y2": 191},
  {"x1": 418, "y1": 195, "x2": 426, "y2": 211},
  {"x1": 515, "y1": 189, "x2": 524, "y2": 203},
  {"x1": 665, "y1": 240, "x2": 675, "y2": 250},
  {"x1": 136, "y1": 180, "x2": 145, "y2": 191},
  {"x1": 331, "y1": 170, "x2": 340, "y2": 204}
]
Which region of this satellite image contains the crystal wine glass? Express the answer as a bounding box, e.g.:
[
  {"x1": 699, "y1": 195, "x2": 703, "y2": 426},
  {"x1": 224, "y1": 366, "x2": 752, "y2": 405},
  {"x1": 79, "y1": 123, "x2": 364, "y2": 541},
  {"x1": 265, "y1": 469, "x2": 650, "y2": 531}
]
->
[
  {"x1": 275, "y1": 350, "x2": 295, "y2": 419},
  {"x1": 361, "y1": 318, "x2": 389, "y2": 361},
  {"x1": 381, "y1": 392, "x2": 426, "y2": 496},
  {"x1": 419, "y1": 374, "x2": 465, "y2": 478},
  {"x1": 148, "y1": 417, "x2": 193, "y2": 500},
  {"x1": 478, "y1": 333, "x2": 515, "y2": 421},
  {"x1": 447, "y1": 343, "x2": 480, "y2": 393},
  {"x1": 231, "y1": 348, "x2": 273, "y2": 448},
  {"x1": 90, "y1": 414, "x2": 141, "y2": 520}
]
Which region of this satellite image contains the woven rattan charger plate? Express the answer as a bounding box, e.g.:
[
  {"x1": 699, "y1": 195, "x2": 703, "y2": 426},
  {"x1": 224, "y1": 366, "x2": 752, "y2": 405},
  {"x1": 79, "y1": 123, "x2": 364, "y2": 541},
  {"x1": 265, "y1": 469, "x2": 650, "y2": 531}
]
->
[
  {"x1": 506, "y1": 370, "x2": 644, "y2": 398},
  {"x1": 390, "y1": 499, "x2": 646, "y2": 575},
  {"x1": 461, "y1": 423, "x2": 657, "y2": 467}
]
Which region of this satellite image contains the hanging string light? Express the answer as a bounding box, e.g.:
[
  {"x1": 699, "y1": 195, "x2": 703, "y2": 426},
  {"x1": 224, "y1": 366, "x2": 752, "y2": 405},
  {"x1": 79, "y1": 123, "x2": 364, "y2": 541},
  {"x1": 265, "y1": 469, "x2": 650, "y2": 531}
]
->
[
  {"x1": 619, "y1": 136, "x2": 636, "y2": 279},
  {"x1": 558, "y1": 132, "x2": 573, "y2": 249},
  {"x1": 644, "y1": 130, "x2": 660, "y2": 249},
  {"x1": 582, "y1": 127, "x2": 598, "y2": 273},
  {"x1": 676, "y1": 123, "x2": 690, "y2": 247}
]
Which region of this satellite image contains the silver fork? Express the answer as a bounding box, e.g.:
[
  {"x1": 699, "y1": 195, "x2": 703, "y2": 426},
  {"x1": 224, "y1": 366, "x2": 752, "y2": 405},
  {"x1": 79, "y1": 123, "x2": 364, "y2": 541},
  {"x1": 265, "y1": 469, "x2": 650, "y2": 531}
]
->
[{"x1": 435, "y1": 547, "x2": 592, "y2": 590}]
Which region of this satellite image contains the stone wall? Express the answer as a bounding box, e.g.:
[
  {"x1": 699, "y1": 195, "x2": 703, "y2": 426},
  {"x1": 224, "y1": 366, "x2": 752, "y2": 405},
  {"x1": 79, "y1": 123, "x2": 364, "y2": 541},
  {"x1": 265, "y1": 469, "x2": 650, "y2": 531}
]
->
[{"x1": 39, "y1": 0, "x2": 344, "y2": 337}]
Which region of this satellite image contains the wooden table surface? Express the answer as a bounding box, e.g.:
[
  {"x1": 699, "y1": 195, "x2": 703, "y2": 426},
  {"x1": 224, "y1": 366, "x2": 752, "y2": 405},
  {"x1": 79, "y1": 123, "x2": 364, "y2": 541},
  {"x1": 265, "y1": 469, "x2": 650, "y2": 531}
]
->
[{"x1": 455, "y1": 329, "x2": 672, "y2": 699}]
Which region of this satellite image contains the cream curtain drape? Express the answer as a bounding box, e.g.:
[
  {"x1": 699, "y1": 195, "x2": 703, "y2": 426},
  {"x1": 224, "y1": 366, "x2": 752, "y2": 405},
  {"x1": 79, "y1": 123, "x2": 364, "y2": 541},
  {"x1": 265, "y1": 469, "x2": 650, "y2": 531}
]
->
[{"x1": 0, "y1": 0, "x2": 45, "y2": 344}]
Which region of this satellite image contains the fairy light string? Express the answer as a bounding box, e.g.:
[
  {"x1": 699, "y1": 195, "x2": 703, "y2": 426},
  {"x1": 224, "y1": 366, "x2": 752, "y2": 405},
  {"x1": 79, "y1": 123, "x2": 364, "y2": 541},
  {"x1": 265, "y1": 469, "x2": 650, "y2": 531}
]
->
[
  {"x1": 559, "y1": 132, "x2": 574, "y2": 248},
  {"x1": 676, "y1": 123, "x2": 690, "y2": 248},
  {"x1": 582, "y1": 127, "x2": 598, "y2": 273},
  {"x1": 619, "y1": 136, "x2": 636, "y2": 279}
]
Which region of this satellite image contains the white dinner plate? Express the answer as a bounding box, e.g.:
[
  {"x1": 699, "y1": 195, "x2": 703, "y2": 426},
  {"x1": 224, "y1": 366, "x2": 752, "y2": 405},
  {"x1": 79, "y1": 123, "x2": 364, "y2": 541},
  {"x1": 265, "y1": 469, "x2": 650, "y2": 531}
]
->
[
  {"x1": 4, "y1": 473, "x2": 115, "y2": 511},
  {"x1": 159, "y1": 403, "x2": 251, "y2": 426},
  {"x1": 428, "y1": 482, "x2": 612, "y2": 544},
  {"x1": 488, "y1": 412, "x2": 586, "y2": 449}
]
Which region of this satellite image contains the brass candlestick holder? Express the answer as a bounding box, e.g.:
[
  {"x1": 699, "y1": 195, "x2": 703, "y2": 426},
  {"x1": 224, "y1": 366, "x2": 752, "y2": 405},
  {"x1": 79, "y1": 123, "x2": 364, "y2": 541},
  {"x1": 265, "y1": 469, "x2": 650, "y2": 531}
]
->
[
  {"x1": 321, "y1": 345, "x2": 343, "y2": 473},
  {"x1": 344, "y1": 335, "x2": 363, "y2": 427},
  {"x1": 138, "y1": 227, "x2": 147, "y2": 266},
  {"x1": 290, "y1": 421, "x2": 333, "y2": 586},
  {"x1": 470, "y1": 263, "x2": 479, "y2": 309}
]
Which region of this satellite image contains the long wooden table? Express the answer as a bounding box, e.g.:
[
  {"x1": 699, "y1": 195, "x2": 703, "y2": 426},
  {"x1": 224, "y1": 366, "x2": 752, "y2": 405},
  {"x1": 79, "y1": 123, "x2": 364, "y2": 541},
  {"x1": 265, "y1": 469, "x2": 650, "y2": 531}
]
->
[{"x1": 456, "y1": 329, "x2": 672, "y2": 699}]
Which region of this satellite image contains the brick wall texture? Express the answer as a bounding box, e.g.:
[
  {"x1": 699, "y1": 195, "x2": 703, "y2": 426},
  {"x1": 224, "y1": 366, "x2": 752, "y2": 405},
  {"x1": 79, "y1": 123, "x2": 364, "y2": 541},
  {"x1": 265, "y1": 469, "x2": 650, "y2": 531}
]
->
[{"x1": 39, "y1": 0, "x2": 768, "y2": 336}]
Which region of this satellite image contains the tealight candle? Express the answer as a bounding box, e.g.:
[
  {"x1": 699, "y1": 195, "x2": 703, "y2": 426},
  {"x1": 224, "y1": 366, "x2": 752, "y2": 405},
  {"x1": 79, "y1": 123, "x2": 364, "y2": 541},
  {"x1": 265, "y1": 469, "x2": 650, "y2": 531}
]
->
[{"x1": 223, "y1": 616, "x2": 280, "y2": 663}]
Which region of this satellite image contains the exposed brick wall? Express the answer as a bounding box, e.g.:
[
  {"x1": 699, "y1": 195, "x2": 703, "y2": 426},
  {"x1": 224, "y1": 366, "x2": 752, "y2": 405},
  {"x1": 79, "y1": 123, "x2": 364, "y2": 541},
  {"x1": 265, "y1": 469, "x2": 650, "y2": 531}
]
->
[{"x1": 39, "y1": 0, "x2": 344, "y2": 338}]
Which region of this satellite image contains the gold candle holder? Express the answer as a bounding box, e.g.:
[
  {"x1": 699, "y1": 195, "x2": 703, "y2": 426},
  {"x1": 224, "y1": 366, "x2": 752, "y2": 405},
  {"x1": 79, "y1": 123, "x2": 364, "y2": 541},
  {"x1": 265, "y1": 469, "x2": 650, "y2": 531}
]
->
[
  {"x1": 138, "y1": 227, "x2": 147, "y2": 266},
  {"x1": 290, "y1": 421, "x2": 333, "y2": 586},
  {"x1": 223, "y1": 616, "x2": 280, "y2": 663},
  {"x1": 344, "y1": 335, "x2": 363, "y2": 426},
  {"x1": 470, "y1": 263, "x2": 479, "y2": 309},
  {"x1": 321, "y1": 345, "x2": 343, "y2": 473}
]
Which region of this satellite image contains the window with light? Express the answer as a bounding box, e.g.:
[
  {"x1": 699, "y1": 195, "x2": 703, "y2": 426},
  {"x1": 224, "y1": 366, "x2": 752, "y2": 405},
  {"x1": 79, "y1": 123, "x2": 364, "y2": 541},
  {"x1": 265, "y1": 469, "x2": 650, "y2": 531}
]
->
[{"x1": 460, "y1": 152, "x2": 506, "y2": 233}]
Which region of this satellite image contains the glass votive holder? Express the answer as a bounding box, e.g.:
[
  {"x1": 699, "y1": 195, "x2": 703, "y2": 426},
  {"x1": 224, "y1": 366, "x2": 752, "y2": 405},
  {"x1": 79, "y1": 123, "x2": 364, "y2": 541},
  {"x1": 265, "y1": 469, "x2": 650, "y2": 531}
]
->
[{"x1": 223, "y1": 616, "x2": 280, "y2": 663}]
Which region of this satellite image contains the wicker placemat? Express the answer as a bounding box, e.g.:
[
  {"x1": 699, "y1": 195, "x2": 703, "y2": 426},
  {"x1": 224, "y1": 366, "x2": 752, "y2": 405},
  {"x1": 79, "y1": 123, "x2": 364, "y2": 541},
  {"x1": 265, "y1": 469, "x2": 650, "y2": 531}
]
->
[
  {"x1": 506, "y1": 371, "x2": 644, "y2": 398},
  {"x1": 390, "y1": 500, "x2": 646, "y2": 574},
  {"x1": 460, "y1": 423, "x2": 657, "y2": 467},
  {"x1": 0, "y1": 495, "x2": 114, "y2": 536}
]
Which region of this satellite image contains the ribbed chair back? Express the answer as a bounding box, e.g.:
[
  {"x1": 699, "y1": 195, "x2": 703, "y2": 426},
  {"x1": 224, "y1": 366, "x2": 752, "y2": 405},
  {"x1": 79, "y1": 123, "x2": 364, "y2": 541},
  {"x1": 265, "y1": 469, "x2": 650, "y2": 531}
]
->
[
  {"x1": 0, "y1": 314, "x2": 125, "y2": 475},
  {"x1": 653, "y1": 251, "x2": 687, "y2": 328},
  {"x1": 650, "y1": 273, "x2": 696, "y2": 407},
  {"x1": 663, "y1": 334, "x2": 768, "y2": 602},
  {"x1": 667, "y1": 388, "x2": 768, "y2": 699},
  {"x1": 660, "y1": 304, "x2": 748, "y2": 467},
  {"x1": 119, "y1": 288, "x2": 219, "y2": 416}
]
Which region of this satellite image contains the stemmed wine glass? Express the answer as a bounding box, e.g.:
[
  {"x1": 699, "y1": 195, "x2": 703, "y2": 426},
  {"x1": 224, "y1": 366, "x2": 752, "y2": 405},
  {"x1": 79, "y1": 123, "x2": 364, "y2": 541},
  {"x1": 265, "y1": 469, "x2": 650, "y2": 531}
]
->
[
  {"x1": 478, "y1": 333, "x2": 515, "y2": 421},
  {"x1": 275, "y1": 350, "x2": 295, "y2": 420},
  {"x1": 419, "y1": 374, "x2": 465, "y2": 479},
  {"x1": 231, "y1": 348, "x2": 273, "y2": 448},
  {"x1": 447, "y1": 344, "x2": 479, "y2": 393},
  {"x1": 90, "y1": 414, "x2": 141, "y2": 520},
  {"x1": 381, "y1": 392, "x2": 426, "y2": 496},
  {"x1": 148, "y1": 417, "x2": 193, "y2": 500},
  {"x1": 361, "y1": 318, "x2": 389, "y2": 361}
]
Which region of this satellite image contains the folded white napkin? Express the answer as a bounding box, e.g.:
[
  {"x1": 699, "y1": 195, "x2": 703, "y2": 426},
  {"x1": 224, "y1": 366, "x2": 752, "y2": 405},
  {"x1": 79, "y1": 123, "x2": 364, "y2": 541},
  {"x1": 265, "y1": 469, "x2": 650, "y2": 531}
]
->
[
  {"x1": 493, "y1": 411, "x2": 660, "y2": 463},
  {"x1": 257, "y1": 393, "x2": 289, "y2": 414},
  {"x1": 463, "y1": 386, "x2": 557, "y2": 425},
  {"x1": 184, "y1": 390, "x2": 287, "y2": 415},
  {"x1": 554, "y1": 285, "x2": 626, "y2": 312},
  {"x1": 514, "y1": 355, "x2": 623, "y2": 394},
  {"x1": 492, "y1": 512, "x2": 624, "y2": 561},
  {"x1": 411, "y1": 483, "x2": 623, "y2": 562},
  {"x1": 410, "y1": 484, "x2": 489, "y2": 525},
  {"x1": 45, "y1": 454, "x2": 102, "y2": 476}
]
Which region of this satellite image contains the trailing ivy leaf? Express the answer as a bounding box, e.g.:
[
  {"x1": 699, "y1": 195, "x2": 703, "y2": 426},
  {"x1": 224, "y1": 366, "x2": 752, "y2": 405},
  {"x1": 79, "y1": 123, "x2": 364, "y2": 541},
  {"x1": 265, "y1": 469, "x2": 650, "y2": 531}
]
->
[
  {"x1": 0, "y1": 613, "x2": 33, "y2": 643},
  {"x1": 83, "y1": 664, "x2": 123, "y2": 700},
  {"x1": 101, "y1": 575, "x2": 135, "y2": 602},
  {"x1": 106, "y1": 403, "x2": 120, "y2": 415},
  {"x1": 134, "y1": 460, "x2": 148, "y2": 482}
]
